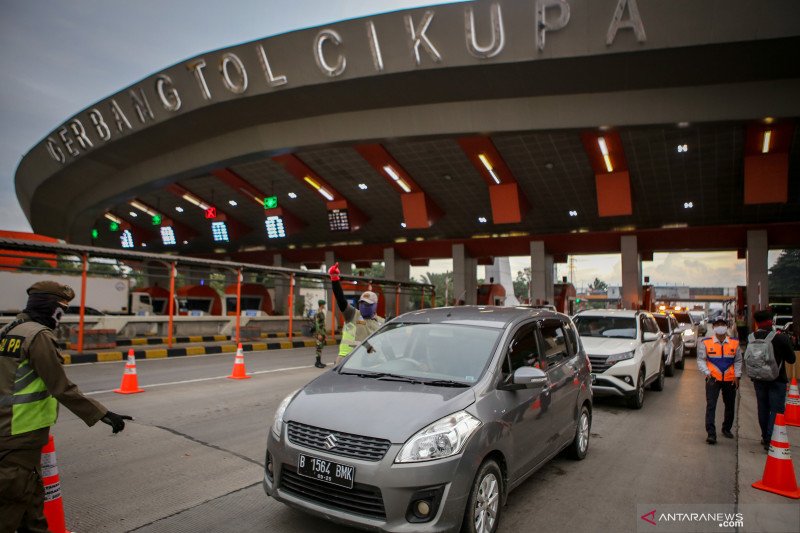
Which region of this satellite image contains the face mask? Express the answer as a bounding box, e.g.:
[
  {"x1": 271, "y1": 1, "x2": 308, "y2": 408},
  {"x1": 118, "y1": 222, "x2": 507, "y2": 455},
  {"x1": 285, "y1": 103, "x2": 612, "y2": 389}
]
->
[
  {"x1": 358, "y1": 301, "x2": 377, "y2": 318},
  {"x1": 52, "y1": 306, "x2": 65, "y2": 327},
  {"x1": 714, "y1": 325, "x2": 727, "y2": 335}
]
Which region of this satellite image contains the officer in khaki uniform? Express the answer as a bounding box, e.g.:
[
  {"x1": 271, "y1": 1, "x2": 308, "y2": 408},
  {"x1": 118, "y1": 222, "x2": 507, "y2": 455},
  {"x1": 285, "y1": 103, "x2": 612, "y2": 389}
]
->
[
  {"x1": 313, "y1": 300, "x2": 327, "y2": 369},
  {"x1": 0, "y1": 282, "x2": 132, "y2": 533},
  {"x1": 327, "y1": 263, "x2": 384, "y2": 360}
]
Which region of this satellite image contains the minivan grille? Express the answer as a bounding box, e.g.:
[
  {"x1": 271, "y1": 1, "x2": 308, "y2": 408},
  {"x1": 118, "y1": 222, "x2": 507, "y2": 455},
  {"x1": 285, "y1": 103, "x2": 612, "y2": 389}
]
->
[
  {"x1": 588, "y1": 355, "x2": 612, "y2": 373},
  {"x1": 280, "y1": 465, "x2": 386, "y2": 520},
  {"x1": 287, "y1": 421, "x2": 391, "y2": 461}
]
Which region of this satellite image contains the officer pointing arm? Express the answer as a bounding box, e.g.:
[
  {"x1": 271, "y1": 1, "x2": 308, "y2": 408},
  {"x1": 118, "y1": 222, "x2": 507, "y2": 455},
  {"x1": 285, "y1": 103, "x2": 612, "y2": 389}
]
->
[{"x1": 1, "y1": 282, "x2": 132, "y2": 533}]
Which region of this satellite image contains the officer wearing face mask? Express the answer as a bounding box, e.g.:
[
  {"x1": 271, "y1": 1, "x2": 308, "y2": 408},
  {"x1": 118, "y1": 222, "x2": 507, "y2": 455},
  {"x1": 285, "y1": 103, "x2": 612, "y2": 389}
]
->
[
  {"x1": 1, "y1": 281, "x2": 132, "y2": 533},
  {"x1": 697, "y1": 317, "x2": 742, "y2": 445},
  {"x1": 327, "y1": 263, "x2": 384, "y2": 360}
]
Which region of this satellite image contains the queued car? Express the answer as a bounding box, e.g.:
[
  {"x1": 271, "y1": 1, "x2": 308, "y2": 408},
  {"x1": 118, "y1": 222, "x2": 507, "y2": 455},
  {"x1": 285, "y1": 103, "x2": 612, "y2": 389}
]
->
[
  {"x1": 773, "y1": 315, "x2": 793, "y2": 332},
  {"x1": 264, "y1": 306, "x2": 592, "y2": 533},
  {"x1": 572, "y1": 309, "x2": 666, "y2": 409},
  {"x1": 671, "y1": 311, "x2": 698, "y2": 356},
  {"x1": 689, "y1": 311, "x2": 707, "y2": 336},
  {"x1": 653, "y1": 313, "x2": 685, "y2": 376}
]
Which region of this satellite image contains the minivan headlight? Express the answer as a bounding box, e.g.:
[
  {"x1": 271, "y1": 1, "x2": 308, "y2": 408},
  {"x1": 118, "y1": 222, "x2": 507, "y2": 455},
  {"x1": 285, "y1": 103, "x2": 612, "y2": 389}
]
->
[
  {"x1": 607, "y1": 350, "x2": 635, "y2": 363},
  {"x1": 395, "y1": 411, "x2": 481, "y2": 463},
  {"x1": 683, "y1": 329, "x2": 695, "y2": 337},
  {"x1": 271, "y1": 389, "x2": 299, "y2": 441}
]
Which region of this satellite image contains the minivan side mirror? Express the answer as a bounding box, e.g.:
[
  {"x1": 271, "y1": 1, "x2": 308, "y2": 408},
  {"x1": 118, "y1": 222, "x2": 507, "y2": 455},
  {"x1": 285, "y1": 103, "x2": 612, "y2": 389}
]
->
[
  {"x1": 502, "y1": 367, "x2": 548, "y2": 391},
  {"x1": 642, "y1": 332, "x2": 659, "y2": 342}
]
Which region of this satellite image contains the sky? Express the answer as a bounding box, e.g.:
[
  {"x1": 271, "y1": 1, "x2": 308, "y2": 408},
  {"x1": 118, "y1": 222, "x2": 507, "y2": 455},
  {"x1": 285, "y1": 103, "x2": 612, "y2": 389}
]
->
[{"x1": 0, "y1": 0, "x2": 783, "y2": 288}]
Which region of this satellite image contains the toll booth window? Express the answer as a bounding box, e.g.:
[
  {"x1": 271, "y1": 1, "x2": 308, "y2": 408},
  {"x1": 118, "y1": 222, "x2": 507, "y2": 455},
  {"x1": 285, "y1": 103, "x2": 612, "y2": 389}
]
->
[
  {"x1": 540, "y1": 323, "x2": 569, "y2": 366},
  {"x1": 227, "y1": 296, "x2": 261, "y2": 311},
  {"x1": 184, "y1": 299, "x2": 212, "y2": 313},
  {"x1": 503, "y1": 323, "x2": 541, "y2": 375}
]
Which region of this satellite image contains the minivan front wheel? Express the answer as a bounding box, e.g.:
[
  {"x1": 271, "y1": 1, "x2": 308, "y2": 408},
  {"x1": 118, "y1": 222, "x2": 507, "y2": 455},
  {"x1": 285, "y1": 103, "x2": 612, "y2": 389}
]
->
[{"x1": 462, "y1": 460, "x2": 503, "y2": 533}]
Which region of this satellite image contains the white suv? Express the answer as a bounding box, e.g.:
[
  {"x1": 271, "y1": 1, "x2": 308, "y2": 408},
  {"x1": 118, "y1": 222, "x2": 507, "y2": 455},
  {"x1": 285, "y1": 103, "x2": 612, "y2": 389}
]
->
[{"x1": 573, "y1": 310, "x2": 667, "y2": 409}]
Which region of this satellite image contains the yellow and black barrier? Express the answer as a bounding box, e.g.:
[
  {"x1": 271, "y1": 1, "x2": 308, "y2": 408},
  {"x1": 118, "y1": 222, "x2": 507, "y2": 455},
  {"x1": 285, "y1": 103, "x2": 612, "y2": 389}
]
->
[{"x1": 64, "y1": 337, "x2": 339, "y2": 365}]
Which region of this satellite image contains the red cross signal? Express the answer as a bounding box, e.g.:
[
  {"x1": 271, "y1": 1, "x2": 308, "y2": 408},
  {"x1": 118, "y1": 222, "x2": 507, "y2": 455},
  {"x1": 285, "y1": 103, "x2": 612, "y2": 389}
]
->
[{"x1": 204, "y1": 206, "x2": 217, "y2": 219}]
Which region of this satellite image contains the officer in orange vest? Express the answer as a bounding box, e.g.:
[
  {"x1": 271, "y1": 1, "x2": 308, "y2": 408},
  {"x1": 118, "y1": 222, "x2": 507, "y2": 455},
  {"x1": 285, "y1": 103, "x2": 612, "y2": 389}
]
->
[{"x1": 696, "y1": 317, "x2": 742, "y2": 444}]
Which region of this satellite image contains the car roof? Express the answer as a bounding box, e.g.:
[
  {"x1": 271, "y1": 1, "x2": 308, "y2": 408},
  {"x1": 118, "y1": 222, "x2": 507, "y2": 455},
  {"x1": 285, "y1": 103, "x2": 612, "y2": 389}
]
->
[
  {"x1": 574, "y1": 309, "x2": 642, "y2": 317},
  {"x1": 393, "y1": 305, "x2": 565, "y2": 329}
]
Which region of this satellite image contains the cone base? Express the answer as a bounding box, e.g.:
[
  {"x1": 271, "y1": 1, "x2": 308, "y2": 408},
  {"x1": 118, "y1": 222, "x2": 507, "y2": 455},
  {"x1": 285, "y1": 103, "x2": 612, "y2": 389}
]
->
[
  {"x1": 752, "y1": 480, "x2": 800, "y2": 499},
  {"x1": 227, "y1": 375, "x2": 251, "y2": 380},
  {"x1": 114, "y1": 388, "x2": 145, "y2": 394},
  {"x1": 787, "y1": 420, "x2": 800, "y2": 428}
]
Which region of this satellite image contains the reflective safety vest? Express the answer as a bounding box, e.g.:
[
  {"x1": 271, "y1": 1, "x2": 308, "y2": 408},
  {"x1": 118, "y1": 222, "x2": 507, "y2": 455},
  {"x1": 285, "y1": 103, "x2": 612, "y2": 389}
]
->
[
  {"x1": 338, "y1": 311, "x2": 384, "y2": 357},
  {"x1": 702, "y1": 336, "x2": 739, "y2": 382},
  {"x1": 0, "y1": 321, "x2": 59, "y2": 436}
]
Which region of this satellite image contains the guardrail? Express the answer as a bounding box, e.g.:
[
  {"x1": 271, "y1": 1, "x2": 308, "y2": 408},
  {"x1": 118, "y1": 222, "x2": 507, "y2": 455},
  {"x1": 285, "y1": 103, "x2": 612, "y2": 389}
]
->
[{"x1": 0, "y1": 237, "x2": 435, "y2": 352}]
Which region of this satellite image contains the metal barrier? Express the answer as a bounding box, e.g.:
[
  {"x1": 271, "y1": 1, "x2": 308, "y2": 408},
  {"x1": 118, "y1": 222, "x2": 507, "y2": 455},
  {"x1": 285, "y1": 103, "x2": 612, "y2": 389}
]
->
[{"x1": 0, "y1": 238, "x2": 434, "y2": 353}]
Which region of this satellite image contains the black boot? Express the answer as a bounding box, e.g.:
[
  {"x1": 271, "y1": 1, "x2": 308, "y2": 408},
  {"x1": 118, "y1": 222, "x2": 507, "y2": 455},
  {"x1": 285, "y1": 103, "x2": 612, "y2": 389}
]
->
[{"x1": 314, "y1": 355, "x2": 325, "y2": 368}]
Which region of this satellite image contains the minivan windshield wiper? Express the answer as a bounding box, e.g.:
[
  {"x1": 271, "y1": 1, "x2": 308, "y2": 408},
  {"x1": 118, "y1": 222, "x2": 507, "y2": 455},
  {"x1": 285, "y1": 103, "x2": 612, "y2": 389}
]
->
[
  {"x1": 421, "y1": 379, "x2": 470, "y2": 388},
  {"x1": 340, "y1": 371, "x2": 422, "y2": 384}
]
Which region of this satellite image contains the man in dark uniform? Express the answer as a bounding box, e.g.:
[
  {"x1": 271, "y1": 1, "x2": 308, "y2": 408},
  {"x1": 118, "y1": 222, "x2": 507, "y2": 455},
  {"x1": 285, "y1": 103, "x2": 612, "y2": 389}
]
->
[
  {"x1": 0, "y1": 281, "x2": 132, "y2": 533},
  {"x1": 313, "y1": 299, "x2": 327, "y2": 368},
  {"x1": 750, "y1": 309, "x2": 797, "y2": 450}
]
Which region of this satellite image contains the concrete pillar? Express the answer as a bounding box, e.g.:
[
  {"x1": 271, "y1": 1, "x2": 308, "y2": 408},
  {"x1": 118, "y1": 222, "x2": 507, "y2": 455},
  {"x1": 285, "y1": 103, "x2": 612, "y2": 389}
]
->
[
  {"x1": 620, "y1": 235, "x2": 642, "y2": 310},
  {"x1": 746, "y1": 230, "x2": 769, "y2": 314},
  {"x1": 453, "y1": 244, "x2": 477, "y2": 305},
  {"x1": 323, "y1": 250, "x2": 352, "y2": 275},
  {"x1": 273, "y1": 254, "x2": 301, "y2": 315},
  {"x1": 530, "y1": 241, "x2": 554, "y2": 305},
  {"x1": 383, "y1": 248, "x2": 410, "y2": 316}
]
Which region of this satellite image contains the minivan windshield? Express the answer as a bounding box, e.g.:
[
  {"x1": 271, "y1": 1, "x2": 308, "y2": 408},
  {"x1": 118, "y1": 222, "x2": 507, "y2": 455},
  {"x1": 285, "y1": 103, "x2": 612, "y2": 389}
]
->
[
  {"x1": 673, "y1": 312, "x2": 693, "y2": 326},
  {"x1": 573, "y1": 316, "x2": 637, "y2": 339},
  {"x1": 340, "y1": 322, "x2": 501, "y2": 384}
]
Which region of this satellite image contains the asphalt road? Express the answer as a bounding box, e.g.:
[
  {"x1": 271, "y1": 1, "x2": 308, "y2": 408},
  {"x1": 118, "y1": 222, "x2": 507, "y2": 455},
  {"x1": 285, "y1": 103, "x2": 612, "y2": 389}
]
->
[{"x1": 54, "y1": 347, "x2": 738, "y2": 533}]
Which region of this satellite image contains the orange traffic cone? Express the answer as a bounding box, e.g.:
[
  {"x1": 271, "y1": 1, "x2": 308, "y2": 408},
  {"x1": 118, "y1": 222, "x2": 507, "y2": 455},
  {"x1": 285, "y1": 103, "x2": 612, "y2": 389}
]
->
[
  {"x1": 227, "y1": 344, "x2": 250, "y2": 380},
  {"x1": 785, "y1": 379, "x2": 800, "y2": 427},
  {"x1": 752, "y1": 413, "x2": 800, "y2": 498},
  {"x1": 41, "y1": 435, "x2": 72, "y2": 533},
  {"x1": 114, "y1": 349, "x2": 145, "y2": 394}
]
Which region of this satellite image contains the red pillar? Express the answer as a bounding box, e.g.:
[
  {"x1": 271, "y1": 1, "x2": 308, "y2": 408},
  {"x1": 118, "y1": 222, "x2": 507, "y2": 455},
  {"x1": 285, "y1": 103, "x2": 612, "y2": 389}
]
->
[
  {"x1": 235, "y1": 268, "x2": 242, "y2": 345},
  {"x1": 167, "y1": 262, "x2": 176, "y2": 348}
]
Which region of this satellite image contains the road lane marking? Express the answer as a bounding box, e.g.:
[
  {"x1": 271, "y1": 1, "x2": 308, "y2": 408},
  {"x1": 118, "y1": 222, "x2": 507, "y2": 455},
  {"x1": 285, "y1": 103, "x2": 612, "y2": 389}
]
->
[{"x1": 85, "y1": 365, "x2": 313, "y2": 395}]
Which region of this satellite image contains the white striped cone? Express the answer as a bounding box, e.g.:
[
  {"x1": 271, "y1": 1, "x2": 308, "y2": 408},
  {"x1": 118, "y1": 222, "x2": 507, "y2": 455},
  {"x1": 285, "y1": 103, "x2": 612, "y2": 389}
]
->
[
  {"x1": 785, "y1": 380, "x2": 800, "y2": 427},
  {"x1": 228, "y1": 344, "x2": 250, "y2": 379},
  {"x1": 115, "y1": 349, "x2": 144, "y2": 393},
  {"x1": 752, "y1": 414, "x2": 800, "y2": 498}
]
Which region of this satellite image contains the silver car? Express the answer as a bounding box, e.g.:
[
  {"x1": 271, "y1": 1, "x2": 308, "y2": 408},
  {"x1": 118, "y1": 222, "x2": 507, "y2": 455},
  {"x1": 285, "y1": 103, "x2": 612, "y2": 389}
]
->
[{"x1": 264, "y1": 306, "x2": 592, "y2": 533}]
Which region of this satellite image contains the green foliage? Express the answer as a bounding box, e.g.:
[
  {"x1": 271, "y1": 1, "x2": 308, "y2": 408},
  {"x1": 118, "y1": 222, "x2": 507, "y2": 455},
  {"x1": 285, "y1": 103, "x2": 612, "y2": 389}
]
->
[
  {"x1": 589, "y1": 277, "x2": 608, "y2": 292},
  {"x1": 20, "y1": 258, "x2": 53, "y2": 272},
  {"x1": 418, "y1": 271, "x2": 452, "y2": 306},
  {"x1": 356, "y1": 263, "x2": 386, "y2": 280},
  {"x1": 769, "y1": 249, "x2": 800, "y2": 296}
]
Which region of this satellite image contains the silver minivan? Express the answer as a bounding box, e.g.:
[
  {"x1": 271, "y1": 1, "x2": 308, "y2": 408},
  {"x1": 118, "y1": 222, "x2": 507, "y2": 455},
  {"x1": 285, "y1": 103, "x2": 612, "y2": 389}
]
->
[{"x1": 264, "y1": 306, "x2": 592, "y2": 533}]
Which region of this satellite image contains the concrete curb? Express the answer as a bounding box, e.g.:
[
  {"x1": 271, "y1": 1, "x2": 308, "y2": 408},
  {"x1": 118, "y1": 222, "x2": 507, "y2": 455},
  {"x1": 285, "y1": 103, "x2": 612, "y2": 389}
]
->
[
  {"x1": 736, "y1": 377, "x2": 800, "y2": 531},
  {"x1": 63, "y1": 337, "x2": 340, "y2": 365}
]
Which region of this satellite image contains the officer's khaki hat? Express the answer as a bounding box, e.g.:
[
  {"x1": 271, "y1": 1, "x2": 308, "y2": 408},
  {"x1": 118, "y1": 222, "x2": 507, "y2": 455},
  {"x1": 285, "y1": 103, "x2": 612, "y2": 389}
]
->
[
  {"x1": 27, "y1": 281, "x2": 76, "y2": 302},
  {"x1": 359, "y1": 291, "x2": 378, "y2": 305}
]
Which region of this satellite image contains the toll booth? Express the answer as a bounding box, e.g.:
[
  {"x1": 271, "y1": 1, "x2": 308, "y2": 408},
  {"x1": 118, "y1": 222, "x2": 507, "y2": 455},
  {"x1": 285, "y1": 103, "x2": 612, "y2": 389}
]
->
[
  {"x1": 134, "y1": 286, "x2": 171, "y2": 315},
  {"x1": 337, "y1": 281, "x2": 386, "y2": 323},
  {"x1": 224, "y1": 283, "x2": 274, "y2": 316},
  {"x1": 477, "y1": 283, "x2": 506, "y2": 306},
  {"x1": 177, "y1": 285, "x2": 222, "y2": 316},
  {"x1": 553, "y1": 283, "x2": 576, "y2": 314}
]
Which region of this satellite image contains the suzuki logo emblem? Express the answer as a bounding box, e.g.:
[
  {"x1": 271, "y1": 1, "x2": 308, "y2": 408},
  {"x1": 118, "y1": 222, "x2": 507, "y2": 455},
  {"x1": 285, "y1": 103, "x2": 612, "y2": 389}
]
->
[{"x1": 324, "y1": 434, "x2": 338, "y2": 449}]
